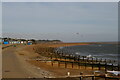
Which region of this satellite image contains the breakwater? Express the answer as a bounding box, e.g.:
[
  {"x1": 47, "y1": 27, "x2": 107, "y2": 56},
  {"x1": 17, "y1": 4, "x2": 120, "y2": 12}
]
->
[{"x1": 34, "y1": 44, "x2": 120, "y2": 72}]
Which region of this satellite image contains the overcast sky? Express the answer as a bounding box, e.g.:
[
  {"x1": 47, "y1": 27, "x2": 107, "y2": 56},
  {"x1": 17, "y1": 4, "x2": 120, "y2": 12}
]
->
[{"x1": 2, "y1": 2, "x2": 118, "y2": 42}]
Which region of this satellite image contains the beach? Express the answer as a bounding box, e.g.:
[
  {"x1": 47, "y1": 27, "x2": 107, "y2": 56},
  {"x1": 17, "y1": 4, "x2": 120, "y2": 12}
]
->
[
  {"x1": 2, "y1": 43, "x2": 92, "y2": 78},
  {"x1": 21, "y1": 43, "x2": 94, "y2": 76},
  {"x1": 2, "y1": 43, "x2": 120, "y2": 80},
  {"x1": 28, "y1": 43, "x2": 96, "y2": 76}
]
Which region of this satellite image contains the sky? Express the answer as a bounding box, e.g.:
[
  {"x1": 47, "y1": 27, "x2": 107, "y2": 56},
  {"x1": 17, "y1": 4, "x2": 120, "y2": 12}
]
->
[
  {"x1": 0, "y1": 2, "x2": 1, "y2": 37},
  {"x1": 2, "y1": 2, "x2": 118, "y2": 42},
  {"x1": 2, "y1": 0, "x2": 120, "y2": 2}
]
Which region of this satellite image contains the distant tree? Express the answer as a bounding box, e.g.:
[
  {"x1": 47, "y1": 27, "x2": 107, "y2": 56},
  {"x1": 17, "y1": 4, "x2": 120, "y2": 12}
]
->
[
  {"x1": 30, "y1": 39, "x2": 36, "y2": 44},
  {"x1": 3, "y1": 37, "x2": 9, "y2": 41},
  {"x1": 20, "y1": 39, "x2": 26, "y2": 41}
]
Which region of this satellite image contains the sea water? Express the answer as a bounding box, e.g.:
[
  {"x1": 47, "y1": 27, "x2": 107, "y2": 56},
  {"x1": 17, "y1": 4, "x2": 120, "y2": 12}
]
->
[{"x1": 57, "y1": 44, "x2": 119, "y2": 65}]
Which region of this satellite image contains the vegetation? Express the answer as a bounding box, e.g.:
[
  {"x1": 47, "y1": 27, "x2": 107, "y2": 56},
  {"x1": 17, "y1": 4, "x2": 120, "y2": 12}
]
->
[{"x1": 1, "y1": 37, "x2": 62, "y2": 43}]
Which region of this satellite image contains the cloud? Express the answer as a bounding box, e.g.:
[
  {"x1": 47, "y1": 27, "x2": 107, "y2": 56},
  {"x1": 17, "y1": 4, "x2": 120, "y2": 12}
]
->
[
  {"x1": 2, "y1": 0, "x2": 120, "y2": 2},
  {"x1": 2, "y1": 2, "x2": 118, "y2": 42}
]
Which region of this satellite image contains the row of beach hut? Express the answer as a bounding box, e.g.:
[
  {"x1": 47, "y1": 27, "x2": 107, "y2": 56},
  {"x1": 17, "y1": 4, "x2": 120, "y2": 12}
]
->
[{"x1": 2, "y1": 40, "x2": 32, "y2": 45}]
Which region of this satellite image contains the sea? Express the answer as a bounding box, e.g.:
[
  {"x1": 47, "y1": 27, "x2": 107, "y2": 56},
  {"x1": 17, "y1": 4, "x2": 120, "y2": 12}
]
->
[{"x1": 57, "y1": 44, "x2": 119, "y2": 65}]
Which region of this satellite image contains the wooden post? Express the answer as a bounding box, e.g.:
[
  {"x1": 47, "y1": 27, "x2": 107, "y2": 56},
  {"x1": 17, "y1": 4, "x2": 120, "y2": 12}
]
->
[
  {"x1": 55, "y1": 54, "x2": 57, "y2": 60},
  {"x1": 83, "y1": 56, "x2": 84, "y2": 61},
  {"x1": 51, "y1": 61, "x2": 53, "y2": 66},
  {"x1": 85, "y1": 59, "x2": 87, "y2": 69},
  {"x1": 109, "y1": 60, "x2": 111, "y2": 63},
  {"x1": 105, "y1": 59, "x2": 107, "y2": 72},
  {"x1": 100, "y1": 58, "x2": 102, "y2": 62},
  {"x1": 96, "y1": 58, "x2": 98, "y2": 63},
  {"x1": 92, "y1": 72, "x2": 96, "y2": 80},
  {"x1": 65, "y1": 61, "x2": 67, "y2": 68},
  {"x1": 59, "y1": 55, "x2": 61, "y2": 60},
  {"x1": 79, "y1": 77, "x2": 82, "y2": 80},
  {"x1": 92, "y1": 58, "x2": 94, "y2": 70},
  {"x1": 58, "y1": 61, "x2": 60, "y2": 67},
  {"x1": 92, "y1": 76, "x2": 95, "y2": 80},
  {"x1": 112, "y1": 63, "x2": 114, "y2": 71},
  {"x1": 51, "y1": 54, "x2": 52, "y2": 59},
  {"x1": 80, "y1": 72, "x2": 83, "y2": 80},
  {"x1": 78, "y1": 55, "x2": 80, "y2": 61},
  {"x1": 61, "y1": 53, "x2": 63, "y2": 58},
  {"x1": 78, "y1": 62, "x2": 80, "y2": 69},
  {"x1": 57, "y1": 51, "x2": 59, "y2": 59},
  {"x1": 69, "y1": 54, "x2": 70, "y2": 61},
  {"x1": 87, "y1": 57, "x2": 89, "y2": 62},
  {"x1": 105, "y1": 73, "x2": 107, "y2": 80},
  {"x1": 98, "y1": 62, "x2": 101, "y2": 70},
  {"x1": 73, "y1": 56, "x2": 75, "y2": 61},
  {"x1": 72, "y1": 62, "x2": 73, "y2": 68},
  {"x1": 118, "y1": 64, "x2": 120, "y2": 76},
  {"x1": 114, "y1": 60, "x2": 116, "y2": 63},
  {"x1": 118, "y1": 64, "x2": 120, "y2": 71}
]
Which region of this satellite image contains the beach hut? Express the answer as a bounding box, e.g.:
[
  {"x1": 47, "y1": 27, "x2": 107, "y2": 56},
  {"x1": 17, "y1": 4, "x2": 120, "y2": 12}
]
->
[
  {"x1": 17, "y1": 41, "x2": 20, "y2": 44},
  {"x1": 9, "y1": 41, "x2": 12, "y2": 44},
  {"x1": 24, "y1": 41, "x2": 27, "y2": 43},
  {"x1": 20, "y1": 41, "x2": 24, "y2": 44},
  {"x1": 3, "y1": 41, "x2": 9, "y2": 44},
  {"x1": 27, "y1": 42, "x2": 32, "y2": 45}
]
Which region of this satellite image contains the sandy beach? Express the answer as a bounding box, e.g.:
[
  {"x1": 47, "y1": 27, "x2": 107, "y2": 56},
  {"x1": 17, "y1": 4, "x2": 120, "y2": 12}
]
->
[
  {"x1": 2, "y1": 43, "x2": 119, "y2": 80},
  {"x1": 2, "y1": 44, "x2": 54, "y2": 78},
  {"x1": 16, "y1": 43, "x2": 98, "y2": 77},
  {"x1": 2, "y1": 43, "x2": 93, "y2": 78},
  {"x1": 0, "y1": 45, "x2": 2, "y2": 79}
]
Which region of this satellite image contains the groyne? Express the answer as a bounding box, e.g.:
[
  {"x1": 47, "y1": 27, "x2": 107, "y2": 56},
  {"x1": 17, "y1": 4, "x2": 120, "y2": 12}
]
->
[{"x1": 33, "y1": 43, "x2": 120, "y2": 72}]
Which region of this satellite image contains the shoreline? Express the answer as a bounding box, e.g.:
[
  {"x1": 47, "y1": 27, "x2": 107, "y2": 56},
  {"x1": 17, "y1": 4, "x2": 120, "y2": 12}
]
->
[
  {"x1": 2, "y1": 43, "x2": 120, "y2": 79},
  {"x1": 28, "y1": 43, "x2": 119, "y2": 77},
  {"x1": 35, "y1": 42, "x2": 89, "y2": 47},
  {"x1": 28, "y1": 43, "x2": 98, "y2": 77}
]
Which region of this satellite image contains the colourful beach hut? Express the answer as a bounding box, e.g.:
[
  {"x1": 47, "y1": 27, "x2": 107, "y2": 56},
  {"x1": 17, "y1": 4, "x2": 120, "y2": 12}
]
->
[
  {"x1": 27, "y1": 42, "x2": 32, "y2": 45},
  {"x1": 3, "y1": 41, "x2": 9, "y2": 44}
]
